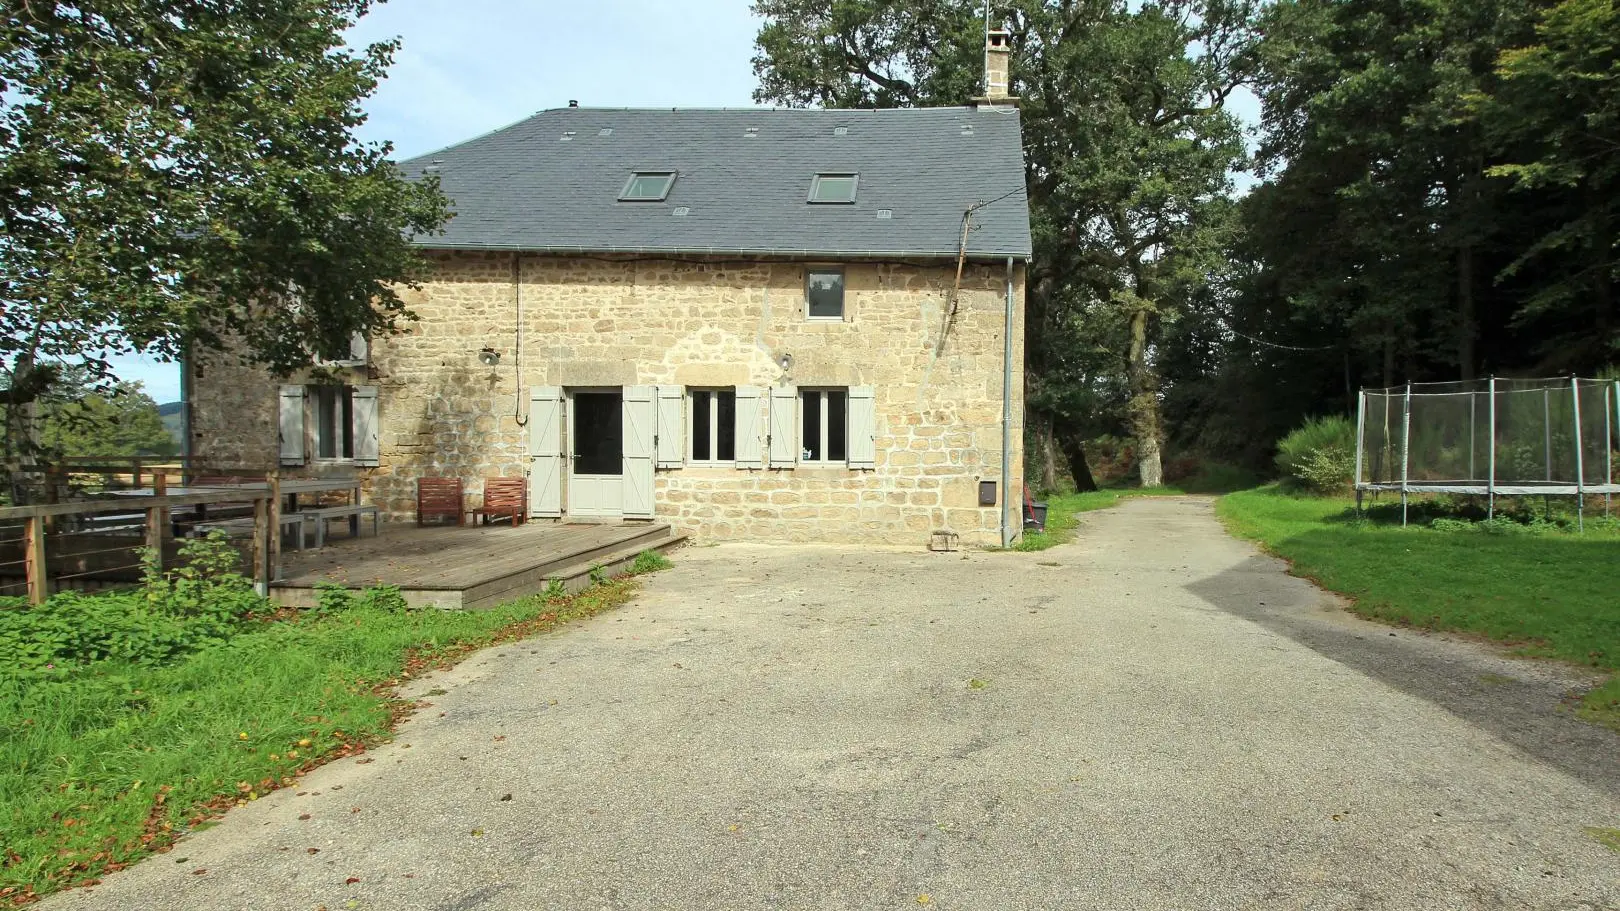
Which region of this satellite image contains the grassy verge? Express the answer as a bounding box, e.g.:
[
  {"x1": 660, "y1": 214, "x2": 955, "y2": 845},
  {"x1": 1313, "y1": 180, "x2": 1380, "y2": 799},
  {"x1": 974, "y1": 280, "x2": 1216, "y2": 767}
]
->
[
  {"x1": 0, "y1": 557, "x2": 669, "y2": 907},
  {"x1": 1217, "y1": 486, "x2": 1620, "y2": 727}
]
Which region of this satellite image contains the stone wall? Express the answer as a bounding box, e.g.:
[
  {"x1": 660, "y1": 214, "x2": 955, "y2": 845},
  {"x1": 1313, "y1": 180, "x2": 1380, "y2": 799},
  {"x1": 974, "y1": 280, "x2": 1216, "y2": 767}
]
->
[{"x1": 189, "y1": 251, "x2": 1026, "y2": 546}]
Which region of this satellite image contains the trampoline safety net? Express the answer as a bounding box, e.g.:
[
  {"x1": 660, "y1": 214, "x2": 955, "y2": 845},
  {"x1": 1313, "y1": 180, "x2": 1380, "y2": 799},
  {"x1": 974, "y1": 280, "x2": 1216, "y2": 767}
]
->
[{"x1": 1358, "y1": 377, "x2": 1620, "y2": 494}]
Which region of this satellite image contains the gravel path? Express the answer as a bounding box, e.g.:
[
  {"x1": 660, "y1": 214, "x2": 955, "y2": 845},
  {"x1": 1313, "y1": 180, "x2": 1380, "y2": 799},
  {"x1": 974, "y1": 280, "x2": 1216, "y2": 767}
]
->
[{"x1": 45, "y1": 497, "x2": 1620, "y2": 910}]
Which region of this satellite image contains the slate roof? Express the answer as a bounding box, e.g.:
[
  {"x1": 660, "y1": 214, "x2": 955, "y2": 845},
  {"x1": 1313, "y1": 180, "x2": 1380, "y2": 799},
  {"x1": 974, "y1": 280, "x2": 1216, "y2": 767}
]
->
[{"x1": 397, "y1": 106, "x2": 1032, "y2": 262}]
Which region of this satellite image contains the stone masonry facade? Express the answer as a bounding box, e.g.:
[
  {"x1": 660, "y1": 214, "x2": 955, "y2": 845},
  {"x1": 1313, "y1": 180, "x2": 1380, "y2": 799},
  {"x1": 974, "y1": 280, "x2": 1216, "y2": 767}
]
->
[{"x1": 189, "y1": 251, "x2": 1026, "y2": 547}]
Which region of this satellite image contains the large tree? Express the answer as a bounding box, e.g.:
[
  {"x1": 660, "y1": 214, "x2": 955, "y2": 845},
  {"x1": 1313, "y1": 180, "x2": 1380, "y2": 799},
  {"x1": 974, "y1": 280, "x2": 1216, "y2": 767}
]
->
[
  {"x1": 1248, "y1": 0, "x2": 1539, "y2": 386},
  {"x1": 753, "y1": 0, "x2": 1257, "y2": 487},
  {"x1": 1478, "y1": 0, "x2": 1620, "y2": 366},
  {"x1": 1, "y1": 0, "x2": 448, "y2": 491}
]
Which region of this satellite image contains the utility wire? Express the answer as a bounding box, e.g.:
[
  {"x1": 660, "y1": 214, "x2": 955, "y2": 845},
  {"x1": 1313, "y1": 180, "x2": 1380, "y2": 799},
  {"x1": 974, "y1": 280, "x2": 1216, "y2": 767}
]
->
[
  {"x1": 970, "y1": 184, "x2": 1029, "y2": 213},
  {"x1": 1218, "y1": 319, "x2": 1337, "y2": 352}
]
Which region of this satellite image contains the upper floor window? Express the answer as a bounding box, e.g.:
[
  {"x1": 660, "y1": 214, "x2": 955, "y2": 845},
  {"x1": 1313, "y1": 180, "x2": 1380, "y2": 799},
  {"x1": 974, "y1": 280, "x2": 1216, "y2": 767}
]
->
[
  {"x1": 808, "y1": 173, "x2": 858, "y2": 204},
  {"x1": 806, "y1": 268, "x2": 845, "y2": 320},
  {"x1": 620, "y1": 171, "x2": 676, "y2": 201}
]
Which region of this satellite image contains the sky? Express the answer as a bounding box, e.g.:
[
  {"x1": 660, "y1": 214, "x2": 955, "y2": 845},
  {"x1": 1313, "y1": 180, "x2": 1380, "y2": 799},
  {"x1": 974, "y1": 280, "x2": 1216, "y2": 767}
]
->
[{"x1": 108, "y1": 0, "x2": 765, "y2": 403}]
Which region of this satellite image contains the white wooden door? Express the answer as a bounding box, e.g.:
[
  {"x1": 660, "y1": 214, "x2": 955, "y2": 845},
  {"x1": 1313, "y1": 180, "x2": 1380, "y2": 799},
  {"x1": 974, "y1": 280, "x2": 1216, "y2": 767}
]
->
[
  {"x1": 567, "y1": 389, "x2": 625, "y2": 518},
  {"x1": 528, "y1": 387, "x2": 563, "y2": 517},
  {"x1": 622, "y1": 385, "x2": 656, "y2": 518}
]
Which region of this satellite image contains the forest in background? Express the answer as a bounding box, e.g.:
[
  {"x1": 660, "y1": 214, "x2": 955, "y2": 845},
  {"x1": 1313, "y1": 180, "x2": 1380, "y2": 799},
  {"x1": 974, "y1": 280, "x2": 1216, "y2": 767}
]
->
[{"x1": 753, "y1": 0, "x2": 1620, "y2": 489}]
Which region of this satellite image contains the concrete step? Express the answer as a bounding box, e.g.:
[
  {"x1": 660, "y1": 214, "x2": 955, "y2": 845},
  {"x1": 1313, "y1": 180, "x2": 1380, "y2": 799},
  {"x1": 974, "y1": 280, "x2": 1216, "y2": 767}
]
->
[{"x1": 460, "y1": 529, "x2": 687, "y2": 610}]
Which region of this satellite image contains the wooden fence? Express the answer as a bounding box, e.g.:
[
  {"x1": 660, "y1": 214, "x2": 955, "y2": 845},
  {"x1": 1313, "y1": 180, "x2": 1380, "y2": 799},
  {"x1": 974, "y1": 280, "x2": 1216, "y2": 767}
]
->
[{"x1": 0, "y1": 480, "x2": 280, "y2": 604}]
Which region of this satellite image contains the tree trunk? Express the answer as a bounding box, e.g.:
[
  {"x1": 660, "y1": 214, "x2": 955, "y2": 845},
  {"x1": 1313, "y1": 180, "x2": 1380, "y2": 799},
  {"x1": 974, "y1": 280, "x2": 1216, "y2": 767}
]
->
[
  {"x1": 1057, "y1": 429, "x2": 1099, "y2": 492},
  {"x1": 1458, "y1": 244, "x2": 1477, "y2": 381},
  {"x1": 1035, "y1": 410, "x2": 1058, "y2": 492},
  {"x1": 1127, "y1": 303, "x2": 1164, "y2": 488},
  {"x1": 1382, "y1": 336, "x2": 1396, "y2": 388}
]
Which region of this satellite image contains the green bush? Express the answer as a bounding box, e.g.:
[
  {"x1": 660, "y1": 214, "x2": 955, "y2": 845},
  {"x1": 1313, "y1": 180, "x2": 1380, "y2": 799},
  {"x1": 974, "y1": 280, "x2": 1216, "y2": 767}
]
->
[
  {"x1": 630, "y1": 550, "x2": 672, "y2": 574},
  {"x1": 312, "y1": 582, "x2": 411, "y2": 615},
  {"x1": 0, "y1": 533, "x2": 269, "y2": 675},
  {"x1": 1275, "y1": 415, "x2": 1356, "y2": 493}
]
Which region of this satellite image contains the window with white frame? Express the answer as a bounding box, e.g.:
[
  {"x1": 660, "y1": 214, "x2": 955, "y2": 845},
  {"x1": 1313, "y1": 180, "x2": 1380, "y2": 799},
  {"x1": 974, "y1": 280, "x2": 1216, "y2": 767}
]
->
[
  {"x1": 690, "y1": 388, "x2": 737, "y2": 462},
  {"x1": 312, "y1": 385, "x2": 354, "y2": 460},
  {"x1": 806, "y1": 268, "x2": 845, "y2": 320},
  {"x1": 800, "y1": 389, "x2": 848, "y2": 463}
]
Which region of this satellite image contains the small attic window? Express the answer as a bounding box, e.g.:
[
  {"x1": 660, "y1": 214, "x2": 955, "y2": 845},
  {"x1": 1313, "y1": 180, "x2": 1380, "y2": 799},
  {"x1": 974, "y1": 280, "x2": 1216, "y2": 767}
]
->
[
  {"x1": 808, "y1": 173, "x2": 858, "y2": 204},
  {"x1": 620, "y1": 171, "x2": 676, "y2": 201}
]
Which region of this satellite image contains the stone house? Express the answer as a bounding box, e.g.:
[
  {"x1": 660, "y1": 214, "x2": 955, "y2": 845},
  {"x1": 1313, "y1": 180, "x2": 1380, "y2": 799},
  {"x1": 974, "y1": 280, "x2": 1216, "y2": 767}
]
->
[{"x1": 187, "y1": 39, "x2": 1032, "y2": 547}]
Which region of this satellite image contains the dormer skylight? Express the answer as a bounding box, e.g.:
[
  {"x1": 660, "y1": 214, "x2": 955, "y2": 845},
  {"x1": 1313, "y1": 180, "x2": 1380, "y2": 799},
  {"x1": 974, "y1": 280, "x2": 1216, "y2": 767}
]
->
[
  {"x1": 620, "y1": 171, "x2": 676, "y2": 201},
  {"x1": 808, "y1": 173, "x2": 858, "y2": 204}
]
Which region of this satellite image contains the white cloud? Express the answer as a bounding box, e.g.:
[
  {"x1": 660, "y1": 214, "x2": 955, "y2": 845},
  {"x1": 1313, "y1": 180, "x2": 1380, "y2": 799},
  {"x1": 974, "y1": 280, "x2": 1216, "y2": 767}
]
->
[{"x1": 349, "y1": 0, "x2": 763, "y2": 158}]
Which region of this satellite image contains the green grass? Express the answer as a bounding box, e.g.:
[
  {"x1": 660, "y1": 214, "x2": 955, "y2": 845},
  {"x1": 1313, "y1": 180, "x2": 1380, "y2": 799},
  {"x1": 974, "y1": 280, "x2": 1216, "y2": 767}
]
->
[
  {"x1": 1218, "y1": 486, "x2": 1620, "y2": 727},
  {"x1": 0, "y1": 564, "x2": 667, "y2": 906}
]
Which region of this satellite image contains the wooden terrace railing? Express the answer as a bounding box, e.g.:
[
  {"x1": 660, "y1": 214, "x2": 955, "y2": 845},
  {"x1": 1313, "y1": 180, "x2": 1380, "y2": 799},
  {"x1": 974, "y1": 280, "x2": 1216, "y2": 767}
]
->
[{"x1": 0, "y1": 475, "x2": 282, "y2": 605}]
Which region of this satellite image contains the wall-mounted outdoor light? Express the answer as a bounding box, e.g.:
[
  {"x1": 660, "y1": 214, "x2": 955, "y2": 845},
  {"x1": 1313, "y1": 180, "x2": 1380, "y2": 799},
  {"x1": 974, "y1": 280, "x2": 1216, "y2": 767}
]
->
[{"x1": 478, "y1": 347, "x2": 501, "y2": 367}]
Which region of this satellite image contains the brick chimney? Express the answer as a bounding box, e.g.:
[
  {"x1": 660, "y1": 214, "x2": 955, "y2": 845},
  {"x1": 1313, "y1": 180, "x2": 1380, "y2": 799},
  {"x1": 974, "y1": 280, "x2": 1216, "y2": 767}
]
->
[{"x1": 976, "y1": 29, "x2": 1018, "y2": 106}]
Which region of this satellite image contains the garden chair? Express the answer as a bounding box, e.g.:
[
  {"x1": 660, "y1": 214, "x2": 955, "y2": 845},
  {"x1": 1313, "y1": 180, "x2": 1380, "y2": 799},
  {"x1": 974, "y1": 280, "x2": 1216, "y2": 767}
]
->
[
  {"x1": 469, "y1": 477, "x2": 527, "y2": 526},
  {"x1": 416, "y1": 477, "x2": 465, "y2": 526}
]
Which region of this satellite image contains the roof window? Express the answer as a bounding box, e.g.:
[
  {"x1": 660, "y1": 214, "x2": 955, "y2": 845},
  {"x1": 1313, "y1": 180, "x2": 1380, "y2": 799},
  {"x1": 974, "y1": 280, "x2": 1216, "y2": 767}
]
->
[
  {"x1": 808, "y1": 173, "x2": 858, "y2": 204},
  {"x1": 619, "y1": 171, "x2": 676, "y2": 202}
]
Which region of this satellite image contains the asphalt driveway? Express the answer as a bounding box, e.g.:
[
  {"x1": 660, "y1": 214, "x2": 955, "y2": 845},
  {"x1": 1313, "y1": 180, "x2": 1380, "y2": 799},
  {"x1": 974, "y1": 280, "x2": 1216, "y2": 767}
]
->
[{"x1": 46, "y1": 497, "x2": 1620, "y2": 910}]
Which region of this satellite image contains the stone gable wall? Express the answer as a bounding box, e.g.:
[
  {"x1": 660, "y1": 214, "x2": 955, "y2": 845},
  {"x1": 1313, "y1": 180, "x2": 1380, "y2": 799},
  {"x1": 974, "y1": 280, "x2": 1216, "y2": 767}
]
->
[{"x1": 189, "y1": 251, "x2": 1025, "y2": 546}]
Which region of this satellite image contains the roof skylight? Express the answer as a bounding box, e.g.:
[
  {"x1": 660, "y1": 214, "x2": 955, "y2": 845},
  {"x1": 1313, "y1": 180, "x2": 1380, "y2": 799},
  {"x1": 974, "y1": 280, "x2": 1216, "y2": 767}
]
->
[
  {"x1": 808, "y1": 173, "x2": 858, "y2": 204},
  {"x1": 619, "y1": 171, "x2": 676, "y2": 202}
]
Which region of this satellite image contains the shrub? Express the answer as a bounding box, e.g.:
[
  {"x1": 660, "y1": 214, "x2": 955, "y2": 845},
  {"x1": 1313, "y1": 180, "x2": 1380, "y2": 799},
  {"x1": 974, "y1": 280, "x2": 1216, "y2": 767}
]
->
[
  {"x1": 630, "y1": 550, "x2": 672, "y2": 574},
  {"x1": 312, "y1": 582, "x2": 411, "y2": 614},
  {"x1": 0, "y1": 533, "x2": 271, "y2": 674},
  {"x1": 1276, "y1": 415, "x2": 1356, "y2": 493}
]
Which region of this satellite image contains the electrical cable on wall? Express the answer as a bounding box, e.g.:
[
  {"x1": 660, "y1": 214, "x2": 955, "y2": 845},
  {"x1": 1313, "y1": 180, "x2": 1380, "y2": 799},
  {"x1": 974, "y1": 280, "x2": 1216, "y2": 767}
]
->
[{"x1": 513, "y1": 252, "x2": 528, "y2": 426}]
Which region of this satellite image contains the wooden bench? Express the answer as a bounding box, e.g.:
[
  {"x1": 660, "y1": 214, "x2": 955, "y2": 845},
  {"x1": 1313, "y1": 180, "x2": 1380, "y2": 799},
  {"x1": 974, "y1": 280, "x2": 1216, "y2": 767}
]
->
[
  {"x1": 417, "y1": 478, "x2": 464, "y2": 526},
  {"x1": 195, "y1": 512, "x2": 313, "y2": 550},
  {"x1": 468, "y1": 478, "x2": 527, "y2": 526},
  {"x1": 305, "y1": 504, "x2": 380, "y2": 548}
]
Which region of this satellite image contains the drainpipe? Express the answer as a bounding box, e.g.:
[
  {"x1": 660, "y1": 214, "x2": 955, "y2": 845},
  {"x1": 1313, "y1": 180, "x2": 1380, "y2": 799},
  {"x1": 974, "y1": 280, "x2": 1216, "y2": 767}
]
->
[{"x1": 1002, "y1": 256, "x2": 1015, "y2": 548}]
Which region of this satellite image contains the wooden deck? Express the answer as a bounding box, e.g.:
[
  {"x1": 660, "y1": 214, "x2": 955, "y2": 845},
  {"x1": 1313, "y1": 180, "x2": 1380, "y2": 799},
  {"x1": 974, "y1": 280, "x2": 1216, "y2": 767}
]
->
[{"x1": 270, "y1": 521, "x2": 682, "y2": 610}]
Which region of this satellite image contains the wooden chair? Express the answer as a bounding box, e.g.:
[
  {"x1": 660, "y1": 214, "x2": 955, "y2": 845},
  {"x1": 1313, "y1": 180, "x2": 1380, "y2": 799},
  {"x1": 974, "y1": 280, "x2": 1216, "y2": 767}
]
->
[
  {"x1": 469, "y1": 477, "x2": 527, "y2": 526},
  {"x1": 416, "y1": 477, "x2": 465, "y2": 526}
]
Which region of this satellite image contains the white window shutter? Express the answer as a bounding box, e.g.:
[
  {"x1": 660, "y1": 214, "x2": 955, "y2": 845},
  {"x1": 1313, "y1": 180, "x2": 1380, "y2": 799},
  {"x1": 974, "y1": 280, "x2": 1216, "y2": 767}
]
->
[
  {"x1": 848, "y1": 385, "x2": 876, "y2": 469},
  {"x1": 351, "y1": 386, "x2": 380, "y2": 466},
  {"x1": 655, "y1": 385, "x2": 684, "y2": 469},
  {"x1": 622, "y1": 385, "x2": 656, "y2": 518},
  {"x1": 528, "y1": 386, "x2": 563, "y2": 517},
  {"x1": 278, "y1": 385, "x2": 306, "y2": 465},
  {"x1": 768, "y1": 385, "x2": 797, "y2": 468},
  {"x1": 734, "y1": 385, "x2": 764, "y2": 468}
]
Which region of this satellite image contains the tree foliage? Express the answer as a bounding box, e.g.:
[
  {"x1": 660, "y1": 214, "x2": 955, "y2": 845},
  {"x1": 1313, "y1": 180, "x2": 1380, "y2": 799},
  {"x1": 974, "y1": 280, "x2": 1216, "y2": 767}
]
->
[
  {"x1": 0, "y1": 0, "x2": 449, "y2": 466},
  {"x1": 38, "y1": 380, "x2": 178, "y2": 459},
  {"x1": 1176, "y1": 0, "x2": 1620, "y2": 470}
]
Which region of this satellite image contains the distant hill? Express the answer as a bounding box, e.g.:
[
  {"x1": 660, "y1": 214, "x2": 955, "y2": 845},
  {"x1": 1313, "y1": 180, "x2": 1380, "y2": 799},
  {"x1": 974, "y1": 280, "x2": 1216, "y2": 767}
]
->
[{"x1": 158, "y1": 402, "x2": 184, "y2": 449}]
